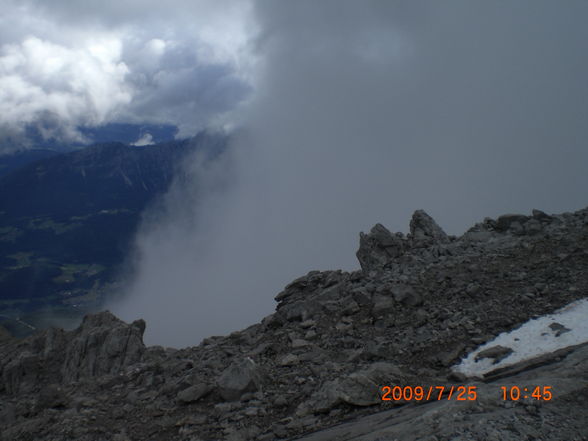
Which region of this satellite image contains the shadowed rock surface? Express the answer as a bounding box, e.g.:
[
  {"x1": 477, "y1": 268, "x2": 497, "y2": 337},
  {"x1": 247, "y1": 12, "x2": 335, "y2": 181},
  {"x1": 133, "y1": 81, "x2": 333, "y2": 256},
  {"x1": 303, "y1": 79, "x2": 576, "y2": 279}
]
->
[{"x1": 1, "y1": 207, "x2": 587, "y2": 440}]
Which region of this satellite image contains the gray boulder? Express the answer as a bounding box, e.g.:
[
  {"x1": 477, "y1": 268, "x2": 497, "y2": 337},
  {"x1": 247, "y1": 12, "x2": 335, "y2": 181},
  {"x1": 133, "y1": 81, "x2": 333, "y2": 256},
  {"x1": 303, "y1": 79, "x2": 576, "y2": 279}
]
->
[
  {"x1": 302, "y1": 363, "x2": 415, "y2": 413},
  {"x1": 177, "y1": 384, "x2": 214, "y2": 404},
  {"x1": 217, "y1": 358, "x2": 263, "y2": 401}
]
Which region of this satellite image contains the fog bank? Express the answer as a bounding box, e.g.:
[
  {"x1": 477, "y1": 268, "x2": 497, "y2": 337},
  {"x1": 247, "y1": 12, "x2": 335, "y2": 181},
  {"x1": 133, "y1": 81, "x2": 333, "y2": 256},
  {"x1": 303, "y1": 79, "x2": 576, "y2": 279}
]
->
[{"x1": 113, "y1": 1, "x2": 588, "y2": 347}]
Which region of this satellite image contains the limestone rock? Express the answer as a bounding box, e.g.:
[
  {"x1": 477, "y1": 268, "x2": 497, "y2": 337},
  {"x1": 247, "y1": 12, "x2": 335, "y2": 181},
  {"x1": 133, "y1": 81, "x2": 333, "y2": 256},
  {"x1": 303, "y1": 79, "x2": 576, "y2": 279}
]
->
[
  {"x1": 62, "y1": 311, "x2": 146, "y2": 382},
  {"x1": 0, "y1": 312, "x2": 145, "y2": 395},
  {"x1": 356, "y1": 224, "x2": 408, "y2": 272},
  {"x1": 217, "y1": 358, "x2": 262, "y2": 401},
  {"x1": 409, "y1": 210, "x2": 449, "y2": 246},
  {"x1": 279, "y1": 354, "x2": 299, "y2": 366},
  {"x1": 177, "y1": 384, "x2": 214, "y2": 404}
]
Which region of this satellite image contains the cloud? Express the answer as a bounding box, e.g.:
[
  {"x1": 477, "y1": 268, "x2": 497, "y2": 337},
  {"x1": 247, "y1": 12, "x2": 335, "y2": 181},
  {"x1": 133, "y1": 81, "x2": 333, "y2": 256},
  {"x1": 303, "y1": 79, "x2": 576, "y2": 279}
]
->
[
  {"x1": 0, "y1": 36, "x2": 131, "y2": 137},
  {"x1": 131, "y1": 133, "x2": 154, "y2": 147},
  {"x1": 0, "y1": 0, "x2": 254, "y2": 152},
  {"x1": 111, "y1": 0, "x2": 588, "y2": 348}
]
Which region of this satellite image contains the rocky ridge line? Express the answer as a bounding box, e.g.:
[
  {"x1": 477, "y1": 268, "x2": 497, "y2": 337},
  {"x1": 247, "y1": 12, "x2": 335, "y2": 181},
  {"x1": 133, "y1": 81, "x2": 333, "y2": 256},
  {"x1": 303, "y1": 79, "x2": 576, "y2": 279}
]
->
[{"x1": 1, "y1": 206, "x2": 587, "y2": 440}]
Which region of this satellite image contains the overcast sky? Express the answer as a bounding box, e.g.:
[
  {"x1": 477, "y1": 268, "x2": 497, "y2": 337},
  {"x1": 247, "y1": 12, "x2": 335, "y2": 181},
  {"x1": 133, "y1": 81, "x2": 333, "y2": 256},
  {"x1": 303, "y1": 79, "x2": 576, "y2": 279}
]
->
[{"x1": 3, "y1": 1, "x2": 588, "y2": 346}]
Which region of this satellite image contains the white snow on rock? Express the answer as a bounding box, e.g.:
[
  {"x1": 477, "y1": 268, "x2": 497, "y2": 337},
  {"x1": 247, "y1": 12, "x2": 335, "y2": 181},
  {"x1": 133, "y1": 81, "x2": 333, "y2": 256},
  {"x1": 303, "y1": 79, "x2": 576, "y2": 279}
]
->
[{"x1": 453, "y1": 297, "x2": 588, "y2": 377}]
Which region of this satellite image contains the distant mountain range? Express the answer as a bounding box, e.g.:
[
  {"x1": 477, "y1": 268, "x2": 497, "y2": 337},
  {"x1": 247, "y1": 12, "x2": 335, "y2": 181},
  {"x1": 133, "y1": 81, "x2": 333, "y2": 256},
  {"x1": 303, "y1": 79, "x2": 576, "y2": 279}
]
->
[
  {"x1": 0, "y1": 132, "x2": 226, "y2": 335},
  {"x1": 0, "y1": 149, "x2": 60, "y2": 177}
]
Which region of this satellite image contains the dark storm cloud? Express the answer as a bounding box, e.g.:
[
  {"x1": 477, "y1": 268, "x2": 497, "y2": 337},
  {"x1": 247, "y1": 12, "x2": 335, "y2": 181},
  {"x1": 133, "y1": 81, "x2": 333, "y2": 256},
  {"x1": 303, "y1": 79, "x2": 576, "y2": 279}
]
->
[
  {"x1": 0, "y1": 0, "x2": 253, "y2": 152},
  {"x1": 113, "y1": 0, "x2": 588, "y2": 347},
  {"x1": 248, "y1": 0, "x2": 588, "y2": 229}
]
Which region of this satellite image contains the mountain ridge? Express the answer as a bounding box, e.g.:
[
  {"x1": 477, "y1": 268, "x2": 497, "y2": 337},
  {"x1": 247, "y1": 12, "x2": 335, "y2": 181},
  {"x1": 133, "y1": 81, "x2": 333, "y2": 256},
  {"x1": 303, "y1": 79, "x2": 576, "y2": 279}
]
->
[{"x1": 0, "y1": 205, "x2": 587, "y2": 440}]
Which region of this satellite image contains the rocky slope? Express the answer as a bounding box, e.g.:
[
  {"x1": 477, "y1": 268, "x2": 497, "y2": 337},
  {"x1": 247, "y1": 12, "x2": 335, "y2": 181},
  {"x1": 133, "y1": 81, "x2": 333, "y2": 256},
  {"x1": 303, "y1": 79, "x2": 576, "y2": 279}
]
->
[{"x1": 0, "y1": 206, "x2": 587, "y2": 441}]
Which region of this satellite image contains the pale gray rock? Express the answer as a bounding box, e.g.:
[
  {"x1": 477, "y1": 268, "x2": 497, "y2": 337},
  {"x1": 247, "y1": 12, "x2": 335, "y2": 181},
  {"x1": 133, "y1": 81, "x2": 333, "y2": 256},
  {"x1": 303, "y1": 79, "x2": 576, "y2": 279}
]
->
[
  {"x1": 217, "y1": 358, "x2": 262, "y2": 402},
  {"x1": 177, "y1": 384, "x2": 213, "y2": 404},
  {"x1": 291, "y1": 339, "x2": 310, "y2": 348},
  {"x1": 279, "y1": 354, "x2": 300, "y2": 366}
]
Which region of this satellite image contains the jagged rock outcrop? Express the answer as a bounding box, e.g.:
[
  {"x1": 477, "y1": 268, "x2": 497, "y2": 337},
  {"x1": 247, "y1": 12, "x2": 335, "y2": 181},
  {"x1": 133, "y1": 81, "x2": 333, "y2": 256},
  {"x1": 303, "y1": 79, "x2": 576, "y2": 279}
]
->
[
  {"x1": 356, "y1": 223, "x2": 408, "y2": 272},
  {"x1": 357, "y1": 209, "x2": 451, "y2": 272},
  {"x1": 0, "y1": 311, "x2": 145, "y2": 395},
  {"x1": 62, "y1": 312, "x2": 145, "y2": 382},
  {"x1": 1, "y1": 206, "x2": 587, "y2": 441},
  {"x1": 409, "y1": 209, "x2": 449, "y2": 246}
]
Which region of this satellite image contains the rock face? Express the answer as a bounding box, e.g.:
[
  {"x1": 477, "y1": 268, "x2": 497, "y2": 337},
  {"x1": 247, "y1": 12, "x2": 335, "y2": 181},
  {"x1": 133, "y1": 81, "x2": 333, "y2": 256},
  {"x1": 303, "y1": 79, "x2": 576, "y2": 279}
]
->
[
  {"x1": 1, "y1": 206, "x2": 588, "y2": 441},
  {"x1": 0, "y1": 311, "x2": 145, "y2": 395},
  {"x1": 62, "y1": 312, "x2": 146, "y2": 382},
  {"x1": 409, "y1": 209, "x2": 449, "y2": 246},
  {"x1": 356, "y1": 223, "x2": 408, "y2": 272},
  {"x1": 356, "y1": 210, "x2": 450, "y2": 272}
]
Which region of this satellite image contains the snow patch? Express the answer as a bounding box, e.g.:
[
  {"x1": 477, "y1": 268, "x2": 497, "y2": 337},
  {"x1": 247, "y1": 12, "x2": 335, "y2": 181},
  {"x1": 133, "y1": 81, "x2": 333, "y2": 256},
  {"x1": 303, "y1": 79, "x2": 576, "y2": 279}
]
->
[{"x1": 453, "y1": 297, "x2": 588, "y2": 377}]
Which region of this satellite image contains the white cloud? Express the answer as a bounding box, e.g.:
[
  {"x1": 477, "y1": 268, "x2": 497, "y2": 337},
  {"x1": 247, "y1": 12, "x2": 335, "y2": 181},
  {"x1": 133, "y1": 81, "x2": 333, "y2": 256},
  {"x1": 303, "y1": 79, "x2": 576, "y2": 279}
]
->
[
  {"x1": 0, "y1": 0, "x2": 255, "y2": 150},
  {"x1": 131, "y1": 133, "x2": 154, "y2": 146}
]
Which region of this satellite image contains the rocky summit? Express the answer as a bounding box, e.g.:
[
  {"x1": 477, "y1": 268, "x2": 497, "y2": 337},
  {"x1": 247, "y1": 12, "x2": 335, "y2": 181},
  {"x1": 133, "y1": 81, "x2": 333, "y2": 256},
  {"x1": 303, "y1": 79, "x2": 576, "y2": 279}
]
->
[{"x1": 1, "y1": 207, "x2": 587, "y2": 441}]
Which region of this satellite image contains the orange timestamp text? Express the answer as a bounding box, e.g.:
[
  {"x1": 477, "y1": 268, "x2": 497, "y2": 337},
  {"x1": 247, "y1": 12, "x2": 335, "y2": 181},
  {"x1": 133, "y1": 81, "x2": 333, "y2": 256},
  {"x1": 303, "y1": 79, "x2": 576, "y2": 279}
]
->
[
  {"x1": 500, "y1": 386, "x2": 552, "y2": 401},
  {"x1": 381, "y1": 385, "x2": 554, "y2": 402},
  {"x1": 381, "y1": 385, "x2": 478, "y2": 402}
]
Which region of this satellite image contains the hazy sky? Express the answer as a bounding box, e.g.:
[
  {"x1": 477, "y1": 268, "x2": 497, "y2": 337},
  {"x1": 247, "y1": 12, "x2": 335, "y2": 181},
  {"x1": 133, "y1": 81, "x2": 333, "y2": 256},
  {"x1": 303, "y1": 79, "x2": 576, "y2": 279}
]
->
[{"x1": 4, "y1": 1, "x2": 588, "y2": 346}]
